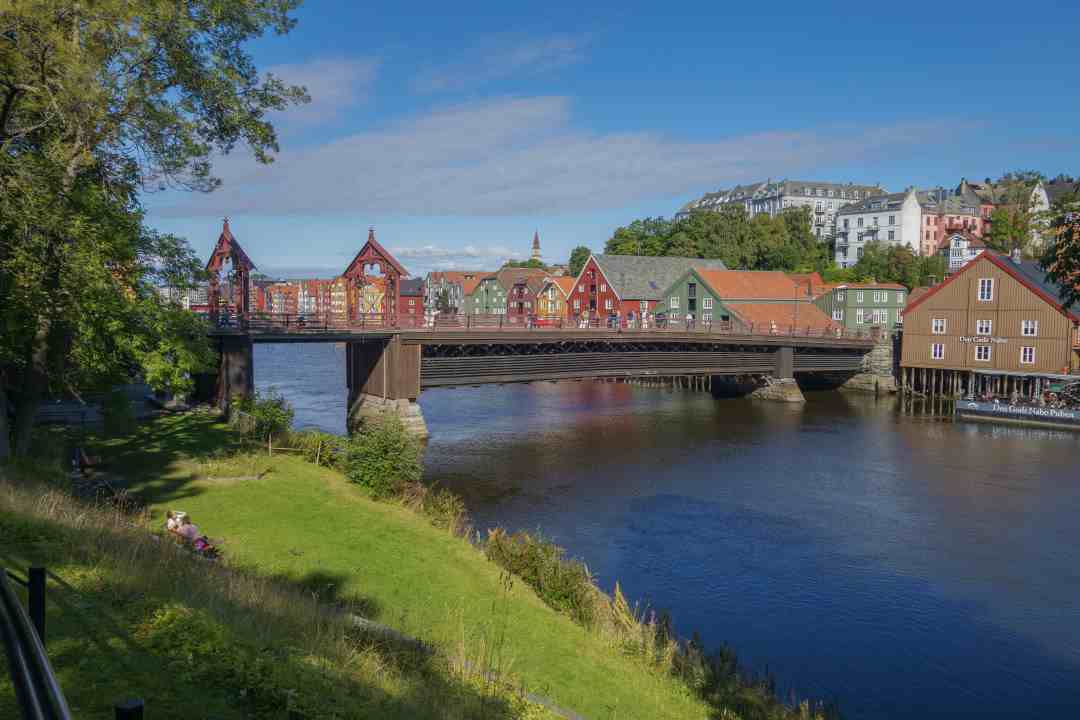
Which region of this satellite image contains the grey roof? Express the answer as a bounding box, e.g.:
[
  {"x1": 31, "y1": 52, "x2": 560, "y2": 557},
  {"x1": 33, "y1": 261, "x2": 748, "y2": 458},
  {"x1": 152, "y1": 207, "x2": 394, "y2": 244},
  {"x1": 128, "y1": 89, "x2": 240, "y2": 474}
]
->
[
  {"x1": 1045, "y1": 178, "x2": 1079, "y2": 204},
  {"x1": 998, "y1": 254, "x2": 1078, "y2": 318},
  {"x1": 916, "y1": 188, "x2": 980, "y2": 215},
  {"x1": 399, "y1": 278, "x2": 424, "y2": 296},
  {"x1": 592, "y1": 254, "x2": 728, "y2": 301},
  {"x1": 836, "y1": 192, "x2": 908, "y2": 215},
  {"x1": 679, "y1": 179, "x2": 883, "y2": 214}
]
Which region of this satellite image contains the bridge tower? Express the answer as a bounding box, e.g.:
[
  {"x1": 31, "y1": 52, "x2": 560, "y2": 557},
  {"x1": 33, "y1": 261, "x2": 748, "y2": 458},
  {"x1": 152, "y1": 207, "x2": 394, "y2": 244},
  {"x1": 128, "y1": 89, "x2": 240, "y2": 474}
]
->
[
  {"x1": 342, "y1": 228, "x2": 408, "y2": 326},
  {"x1": 206, "y1": 218, "x2": 256, "y2": 324}
]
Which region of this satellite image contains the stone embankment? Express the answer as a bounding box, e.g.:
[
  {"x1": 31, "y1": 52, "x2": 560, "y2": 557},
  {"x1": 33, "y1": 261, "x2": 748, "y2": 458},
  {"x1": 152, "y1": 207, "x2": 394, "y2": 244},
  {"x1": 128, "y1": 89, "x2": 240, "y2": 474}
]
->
[
  {"x1": 748, "y1": 377, "x2": 806, "y2": 403},
  {"x1": 838, "y1": 334, "x2": 897, "y2": 395},
  {"x1": 347, "y1": 393, "x2": 429, "y2": 438}
]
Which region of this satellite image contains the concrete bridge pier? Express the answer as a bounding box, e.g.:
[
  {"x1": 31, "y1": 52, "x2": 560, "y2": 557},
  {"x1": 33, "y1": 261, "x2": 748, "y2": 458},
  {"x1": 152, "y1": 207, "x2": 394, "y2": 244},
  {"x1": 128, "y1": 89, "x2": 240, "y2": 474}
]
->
[
  {"x1": 345, "y1": 338, "x2": 428, "y2": 439},
  {"x1": 710, "y1": 347, "x2": 806, "y2": 403},
  {"x1": 217, "y1": 335, "x2": 254, "y2": 411}
]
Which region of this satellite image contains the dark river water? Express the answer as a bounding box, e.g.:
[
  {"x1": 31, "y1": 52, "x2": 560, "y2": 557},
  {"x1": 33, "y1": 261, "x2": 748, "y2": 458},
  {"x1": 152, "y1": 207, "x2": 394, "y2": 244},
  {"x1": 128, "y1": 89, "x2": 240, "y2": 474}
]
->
[{"x1": 254, "y1": 343, "x2": 1080, "y2": 719}]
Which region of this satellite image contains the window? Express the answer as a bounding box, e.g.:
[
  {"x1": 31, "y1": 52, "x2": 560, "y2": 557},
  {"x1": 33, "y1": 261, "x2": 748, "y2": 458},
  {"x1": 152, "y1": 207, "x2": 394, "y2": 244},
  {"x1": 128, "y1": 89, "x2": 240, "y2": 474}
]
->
[
  {"x1": 889, "y1": 215, "x2": 896, "y2": 225},
  {"x1": 857, "y1": 217, "x2": 864, "y2": 228},
  {"x1": 896, "y1": 291, "x2": 904, "y2": 304},
  {"x1": 670, "y1": 296, "x2": 679, "y2": 309},
  {"x1": 837, "y1": 291, "x2": 845, "y2": 302},
  {"x1": 703, "y1": 297, "x2": 713, "y2": 310},
  {"x1": 703, "y1": 312, "x2": 712, "y2": 322},
  {"x1": 978, "y1": 278, "x2": 994, "y2": 301},
  {"x1": 897, "y1": 310, "x2": 904, "y2": 325},
  {"x1": 856, "y1": 291, "x2": 864, "y2": 303},
  {"x1": 888, "y1": 231, "x2": 895, "y2": 241},
  {"x1": 872, "y1": 290, "x2": 883, "y2": 302},
  {"x1": 687, "y1": 282, "x2": 697, "y2": 298},
  {"x1": 925, "y1": 230, "x2": 930, "y2": 241},
  {"x1": 604, "y1": 299, "x2": 612, "y2": 310},
  {"x1": 932, "y1": 318, "x2": 946, "y2": 334},
  {"x1": 1021, "y1": 346, "x2": 1035, "y2": 365},
  {"x1": 573, "y1": 298, "x2": 580, "y2": 309},
  {"x1": 1021, "y1": 320, "x2": 1038, "y2": 336},
  {"x1": 975, "y1": 345, "x2": 991, "y2": 362},
  {"x1": 833, "y1": 309, "x2": 843, "y2": 321},
  {"x1": 931, "y1": 343, "x2": 944, "y2": 360},
  {"x1": 578, "y1": 284, "x2": 584, "y2": 293},
  {"x1": 640, "y1": 300, "x2": 647, "y2": 312},
  {"x1": 600, "y1": 283, "x2": 607, "y2": 292},
  {"x1": 874, "y1": 309, "x2": 888, "y2": 324},
  {"x1": 843, "y1": 219, "x2": 849, "y2": 229},
  {"x1": 856, "y1": 308, "x2": 865, "y2": 324},
  {"x1": 976, "y1": 319, "x2": 992, "y2": 336},
  {"x1": 872, "y1": 216, "x2": 879, "y2": 226}
]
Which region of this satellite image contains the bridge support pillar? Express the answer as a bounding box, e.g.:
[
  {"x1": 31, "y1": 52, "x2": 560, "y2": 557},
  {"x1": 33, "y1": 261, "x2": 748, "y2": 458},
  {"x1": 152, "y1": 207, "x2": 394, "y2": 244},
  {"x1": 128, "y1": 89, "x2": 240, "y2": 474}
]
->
[
  {"x1": 345, "y1": 338, "x2": 427, "y2": 439},
  {"x1": 745, "y1": 347, "x2": 805, "y2": 403},
  {"x1": 216, "y1": 335, "x2": 254, "y2": 412}
]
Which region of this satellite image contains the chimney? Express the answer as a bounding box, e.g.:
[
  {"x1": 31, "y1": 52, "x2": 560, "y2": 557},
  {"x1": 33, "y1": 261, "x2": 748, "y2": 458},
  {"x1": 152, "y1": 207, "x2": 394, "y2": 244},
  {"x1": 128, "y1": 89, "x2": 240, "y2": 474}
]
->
[{"x1": 1010, "y1": 248, "x2": 1022, "y2": 265}]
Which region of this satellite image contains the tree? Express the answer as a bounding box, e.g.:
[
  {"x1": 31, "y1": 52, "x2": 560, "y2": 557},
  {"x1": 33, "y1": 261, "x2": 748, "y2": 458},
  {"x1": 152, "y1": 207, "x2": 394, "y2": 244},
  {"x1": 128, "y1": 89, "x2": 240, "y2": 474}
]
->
[
  {"x1": 435, "y1": 288, "x2": 453, "y2": 314},
  {"x1": 1041, "y1": 187, "x2": 1080, "y2": 310},
  {"x1": 985, "y1": 170, "x2": 1044, "y2": 254},
  {"x1": 1, "y1": 1, "x2": 308, "y2": 459},
  {"x1": 568, "y1": 246, "x2": 591, "y2": 277},
  {"x1": 501, "y1": 258, "x2": 547, "y2": 270}
]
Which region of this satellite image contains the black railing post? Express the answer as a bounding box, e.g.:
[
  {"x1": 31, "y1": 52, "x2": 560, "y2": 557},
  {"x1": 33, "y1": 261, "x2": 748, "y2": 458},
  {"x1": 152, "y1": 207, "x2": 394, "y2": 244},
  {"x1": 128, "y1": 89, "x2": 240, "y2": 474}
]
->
[
  {"x1": 28, "y1": 567, "x2": 45, "y2": 643},
  {"x1": 115, "y1": 698, "x2": 145, "y2": 719}
]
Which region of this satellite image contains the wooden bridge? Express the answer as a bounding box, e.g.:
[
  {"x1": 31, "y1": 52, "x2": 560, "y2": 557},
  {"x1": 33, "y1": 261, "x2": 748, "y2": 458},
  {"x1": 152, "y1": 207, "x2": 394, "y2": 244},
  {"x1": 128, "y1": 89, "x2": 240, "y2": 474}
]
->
[{"x1": 208, "y1": 315, "x2": 877, "y2": 434}]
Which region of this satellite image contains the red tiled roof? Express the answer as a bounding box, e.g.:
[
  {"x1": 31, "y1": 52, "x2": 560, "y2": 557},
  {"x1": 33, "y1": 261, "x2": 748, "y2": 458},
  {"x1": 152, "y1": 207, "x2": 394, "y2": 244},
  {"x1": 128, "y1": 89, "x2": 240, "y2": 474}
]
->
[
  {"x1": 461, "y1": 274, "x2": 489, "y2": 296},
  {"x1": 553, "y1": 276, "x2": 576, "y2": 295},
  {"x1": 726, "y1": 302, "x2": 835, "y2": 333},
  {"x1": 695, "y1": 269, "x2": 799, "y2": 299}
]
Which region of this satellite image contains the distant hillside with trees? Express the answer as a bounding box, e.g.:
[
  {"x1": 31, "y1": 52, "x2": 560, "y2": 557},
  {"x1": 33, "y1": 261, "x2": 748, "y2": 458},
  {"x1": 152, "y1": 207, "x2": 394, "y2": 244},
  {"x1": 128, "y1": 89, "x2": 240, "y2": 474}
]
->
[{"x1": 605, "y1": 206, "x2": 946, "y2": 289}]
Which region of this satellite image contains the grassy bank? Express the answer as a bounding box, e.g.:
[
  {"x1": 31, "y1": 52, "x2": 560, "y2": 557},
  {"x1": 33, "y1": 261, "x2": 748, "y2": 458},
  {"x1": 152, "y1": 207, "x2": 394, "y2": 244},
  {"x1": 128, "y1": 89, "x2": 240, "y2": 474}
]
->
[{"x1": 2, "y1": 413, "x2": 709, "y2": 719}]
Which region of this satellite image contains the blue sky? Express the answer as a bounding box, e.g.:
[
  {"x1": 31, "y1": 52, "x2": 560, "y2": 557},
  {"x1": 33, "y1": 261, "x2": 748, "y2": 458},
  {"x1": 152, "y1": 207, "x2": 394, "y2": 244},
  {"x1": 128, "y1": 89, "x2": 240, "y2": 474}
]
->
[{"x1": 145, "y1": 0, "x2": 1080, "y2": 278}]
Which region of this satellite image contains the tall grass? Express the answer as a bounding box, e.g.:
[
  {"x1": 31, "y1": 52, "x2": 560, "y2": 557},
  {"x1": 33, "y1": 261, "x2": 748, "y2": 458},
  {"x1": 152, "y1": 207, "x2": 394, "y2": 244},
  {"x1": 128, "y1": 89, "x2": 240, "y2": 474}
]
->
[{"x1": 0, "y1": 474, "x2": 550, "y2": 720}]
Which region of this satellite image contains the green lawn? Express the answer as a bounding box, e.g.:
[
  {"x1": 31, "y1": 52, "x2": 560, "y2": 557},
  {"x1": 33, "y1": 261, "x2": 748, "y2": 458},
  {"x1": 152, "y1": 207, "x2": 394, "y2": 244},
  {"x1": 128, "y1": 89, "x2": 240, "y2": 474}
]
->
[{"x1": 86, "y1": 412, "x2": 708, "y2": 720}]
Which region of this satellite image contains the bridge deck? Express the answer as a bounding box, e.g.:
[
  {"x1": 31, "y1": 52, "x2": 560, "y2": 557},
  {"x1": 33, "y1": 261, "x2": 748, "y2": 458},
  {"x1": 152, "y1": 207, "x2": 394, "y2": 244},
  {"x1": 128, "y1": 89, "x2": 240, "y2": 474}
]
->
[{"x1": 211, "y1": 327, "x2": 876, "y2": 350}]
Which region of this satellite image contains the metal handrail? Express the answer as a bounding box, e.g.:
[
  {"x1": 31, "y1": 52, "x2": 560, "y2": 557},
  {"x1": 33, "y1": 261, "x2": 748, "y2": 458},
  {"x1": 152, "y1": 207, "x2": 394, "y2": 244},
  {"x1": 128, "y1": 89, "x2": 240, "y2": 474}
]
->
[{"x1": 0, "y1": 568, "x2": 72, "y2": 720}]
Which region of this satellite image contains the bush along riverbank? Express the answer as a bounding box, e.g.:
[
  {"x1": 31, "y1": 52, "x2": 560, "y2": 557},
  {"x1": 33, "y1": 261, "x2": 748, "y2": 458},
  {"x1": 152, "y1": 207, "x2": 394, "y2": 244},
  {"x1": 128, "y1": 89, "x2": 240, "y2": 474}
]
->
[{"x1": 234, "y1": 392, "x2": 840, "y2": 720}]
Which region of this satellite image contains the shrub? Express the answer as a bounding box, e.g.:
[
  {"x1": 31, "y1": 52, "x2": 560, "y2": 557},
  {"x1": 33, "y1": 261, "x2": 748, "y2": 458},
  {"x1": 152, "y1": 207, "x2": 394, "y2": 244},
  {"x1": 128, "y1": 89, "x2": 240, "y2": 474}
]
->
[
  {"x1": 483, "y1": 528, "x2": 597, "y2": 627},
  {"x1": 230, "y1": 389, "x2": 294, "y2": 442},
  {"x1": 286, "y1": 429, "x2": 348, "y2": 470},
  {"x1": 344, "y1": 415, "x2": 422, "y2": 498},
  {"x1": 398, "y1": 481, "x2": 471, "y2": 536}
]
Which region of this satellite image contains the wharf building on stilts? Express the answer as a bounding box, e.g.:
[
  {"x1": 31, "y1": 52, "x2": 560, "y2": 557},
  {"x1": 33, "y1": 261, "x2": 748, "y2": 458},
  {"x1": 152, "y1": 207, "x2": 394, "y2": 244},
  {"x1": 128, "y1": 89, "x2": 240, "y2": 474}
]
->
[{"x1": 899, "y1": 249, "x2": 1080, "y2": 400}]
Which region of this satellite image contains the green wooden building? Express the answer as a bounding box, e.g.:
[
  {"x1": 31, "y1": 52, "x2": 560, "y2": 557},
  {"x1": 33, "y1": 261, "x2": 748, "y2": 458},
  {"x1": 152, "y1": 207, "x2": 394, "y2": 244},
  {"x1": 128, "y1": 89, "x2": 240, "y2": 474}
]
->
[
  {"x1": 463, "y1": 275, "x2": 506, "y2": 315},
  {"x1": 812, "y1": 283, "x2": 907, "y2": 334}
]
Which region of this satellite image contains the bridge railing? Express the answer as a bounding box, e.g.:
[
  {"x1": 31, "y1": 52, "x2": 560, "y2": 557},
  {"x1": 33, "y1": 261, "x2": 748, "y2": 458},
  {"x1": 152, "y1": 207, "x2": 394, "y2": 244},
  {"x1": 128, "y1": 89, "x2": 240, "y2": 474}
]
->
[{"x1": 211, "y1": 311, "x2": 879, "y2": 341}]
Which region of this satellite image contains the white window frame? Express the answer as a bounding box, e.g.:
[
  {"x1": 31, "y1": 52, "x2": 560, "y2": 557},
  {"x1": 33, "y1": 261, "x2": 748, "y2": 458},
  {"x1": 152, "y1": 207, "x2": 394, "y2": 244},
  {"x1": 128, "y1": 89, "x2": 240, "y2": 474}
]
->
[
  {"x1": 703, "y1": 312, "x2": 712, "y2": 322},
  {"x1": 856, "y1": 308, "x2": 865, "y2": 324},
  {"x1": 832, "y1": 309, "x2": 843, "y2": 321},
  {"x1": 976, "y1": 319, "x2": 992, "y2": 336},
  {"x1": 573, "y1": 298, "x2": 580, "y2": 310},
  {"x1": 975, "y1": 344, "x2": 991, "y2": 362},
  {"x1": 604, "y1": 298, "x2": 612, "y2": 310},
  {"x1": 837, "y1": 291, "x2": 845, "y2": 302},
  {"x1": 669, "y1": 296, "x2": 679, "y2": 309},
  {"x1": 600, "y1": 283, "x2": 607, "y2": 292},
  {"x1": 1020, "y1": 346, "x2": 1035, "y2": 365},
  {"x1": 978, "y1": 278, "x2": 994, "y2": 302},
  {"x1": 897, "y1": 310, "x2": 904, "y2": 326},
  {"x1": 856, "y1": 291, "x2": 864, "y2": 303},
  {"x1": 932, "y1": 318, "x2": 946, "y2": 334},
  {"x1": 703, "y1": 297, "x2": 714, "y2": 310},
  {"x1": 931, "y1": 343, "x2": 944, "y2": 360},
  {"x1": 896, "y1": 291, "x2": 904, "y2": 304},
  {"x1": 1021, "y1": 320, "x2": 1038, "y2": 337}
]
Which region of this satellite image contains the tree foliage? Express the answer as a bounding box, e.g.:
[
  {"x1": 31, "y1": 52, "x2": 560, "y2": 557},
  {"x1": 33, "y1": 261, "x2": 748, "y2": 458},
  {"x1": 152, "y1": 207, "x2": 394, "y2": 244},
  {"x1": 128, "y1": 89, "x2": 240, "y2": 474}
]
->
[
  {"x1": 1041, "y1": 186, "x2": 1080, "y2": 310},
  {"x1": 568, "y1": 245, "x2": 591, "y2": 277},
  {"x1": 849, "y1": 242, "x2": 947, "y2": 289},
  {"x1": 501, "y1": 258, "x2": 547, "y2": 269},
  {"x1": 345, "y1": 415, "x2": 423, "y2": 499},
  {"x1": 1, "y1": 0, "x2": 308, "y2": 458},
  {"x1": 604, "y1": 207, "x2": 829, "y2": 272}
]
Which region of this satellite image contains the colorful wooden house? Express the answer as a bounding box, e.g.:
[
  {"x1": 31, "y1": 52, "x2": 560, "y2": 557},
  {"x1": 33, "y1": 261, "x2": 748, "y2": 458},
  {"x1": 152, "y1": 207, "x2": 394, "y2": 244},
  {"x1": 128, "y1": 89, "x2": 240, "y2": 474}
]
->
[
  {"x1": 813, "y1": 282, "x2": 907, "y2": 334},
  {"x1": 502, "y1": 268, "x2": 550, "y2": 325},
  {"x1": 397, "y1": 278, "x2": 425, "y2": 326},
  {"x1": 463, "y1": 275, "x2": 504, "y2": 315},
  {"x1": 655, "y1": 268, "x2": 835, "y2": 333},
  {"x1": 536, "y1": 277, "x2": 576, "y2": 324},
  {"x1": 569, "y1": 254, "x2": 728, "y2": 325}
]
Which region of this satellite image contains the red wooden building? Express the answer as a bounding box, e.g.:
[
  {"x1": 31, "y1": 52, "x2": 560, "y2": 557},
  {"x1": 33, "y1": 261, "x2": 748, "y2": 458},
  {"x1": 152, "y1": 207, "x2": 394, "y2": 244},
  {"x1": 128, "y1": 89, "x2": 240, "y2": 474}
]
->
[
  {"x1": 569, "y1": 254, "x2": 729, "y2": 326},
  {"x1": 397, "y1": 278, "x2": 425, "y2": 327}
]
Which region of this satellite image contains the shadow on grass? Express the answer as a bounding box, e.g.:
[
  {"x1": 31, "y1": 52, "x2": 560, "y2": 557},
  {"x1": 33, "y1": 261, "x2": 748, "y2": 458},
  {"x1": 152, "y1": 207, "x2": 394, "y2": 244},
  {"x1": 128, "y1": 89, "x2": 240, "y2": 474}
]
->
[{"x1": 1, "y1": 509, "x2": 523, "y2": 720}]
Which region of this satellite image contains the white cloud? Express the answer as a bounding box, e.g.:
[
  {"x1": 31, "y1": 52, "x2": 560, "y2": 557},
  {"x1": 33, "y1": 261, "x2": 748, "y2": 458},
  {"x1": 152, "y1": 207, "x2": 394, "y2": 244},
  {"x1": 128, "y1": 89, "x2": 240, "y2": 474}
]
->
[
  {"x1": 412, "y1": 34, "x2": 589, "y2": 94},
  {"x1": 267, "y1": 56, "x2": 379, "y2": 126},
  {"x1": 155, "y1": 96, "x2": 953, "y2": 219}
]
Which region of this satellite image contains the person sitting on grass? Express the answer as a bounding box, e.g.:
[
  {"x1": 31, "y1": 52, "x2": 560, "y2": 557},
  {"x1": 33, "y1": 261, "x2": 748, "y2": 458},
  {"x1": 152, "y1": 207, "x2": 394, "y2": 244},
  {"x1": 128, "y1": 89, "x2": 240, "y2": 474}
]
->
[{"x1": 177, "y1": 516, "x2": 220, "y2": 558}]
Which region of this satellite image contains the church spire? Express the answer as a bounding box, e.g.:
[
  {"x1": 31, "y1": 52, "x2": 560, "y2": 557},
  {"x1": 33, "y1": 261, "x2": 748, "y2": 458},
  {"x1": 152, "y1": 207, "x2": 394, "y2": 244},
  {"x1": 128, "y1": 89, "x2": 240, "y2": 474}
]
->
[{"x1": 531, "y1": 230, "x2": 541, "y2": 261}]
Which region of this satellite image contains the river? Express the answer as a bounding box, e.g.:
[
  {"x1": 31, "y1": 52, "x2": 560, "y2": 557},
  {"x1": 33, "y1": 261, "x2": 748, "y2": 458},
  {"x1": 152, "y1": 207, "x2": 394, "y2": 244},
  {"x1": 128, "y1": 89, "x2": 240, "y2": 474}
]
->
[{"x1": 254, "y1": 342, "x2": 1080, "y2": 719}]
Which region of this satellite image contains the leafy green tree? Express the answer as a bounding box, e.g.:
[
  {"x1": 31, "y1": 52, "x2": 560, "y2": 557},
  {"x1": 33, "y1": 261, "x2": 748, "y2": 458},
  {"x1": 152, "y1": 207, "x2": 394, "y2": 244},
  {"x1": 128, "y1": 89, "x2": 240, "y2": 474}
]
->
[
  {"x1": 345, "y1": 416, "x2": 423, "y2": 498},
  {"x1": 0, "y1": 0, "x2": 307, "y2": 458},
  {"x1": 435, "y1": 288, "x2": 453, "y2": 314},
  {"x1": 1041, "y1": 187, "x2": 1080, "y2": 310},
  {"x1": 568, "y1": 246, "x2": 591, "y2": 277},
  {"x1": 501, "y1": 258, "x2": 547, "y2": 269}
]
